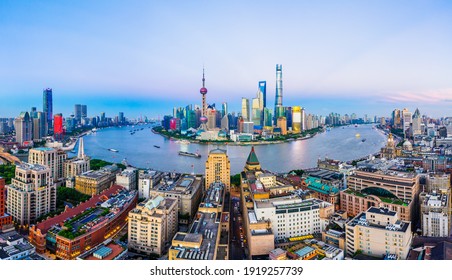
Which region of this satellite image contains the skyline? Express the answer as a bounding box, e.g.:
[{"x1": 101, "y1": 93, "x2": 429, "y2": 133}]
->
[{"x1": 1, "y1": 1, "x2": 452, "y2": 118}]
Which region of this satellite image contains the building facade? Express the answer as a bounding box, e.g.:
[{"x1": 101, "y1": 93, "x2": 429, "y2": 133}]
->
[
  {"x1": 345, "y1": 207, "x2": 412, "y2": 259},
  {"x1": 128, "y1": 196, "x2": 178, "y2": 256},
  {"x1": 205, "y1": 148, "x2": 230, "y2": 190},
  {"x1": 6, "y1": 163, "x2": 56, "y2": 226}
]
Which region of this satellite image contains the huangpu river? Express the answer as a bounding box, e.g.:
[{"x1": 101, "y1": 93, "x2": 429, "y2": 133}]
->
[{"x1": 72, "y1": 124, "x2": 387, "y2": 174}]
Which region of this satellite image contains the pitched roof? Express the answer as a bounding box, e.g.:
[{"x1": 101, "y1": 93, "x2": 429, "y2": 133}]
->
[{"x1": 246, "y1": 146, "x2": 260, "y2": 165}]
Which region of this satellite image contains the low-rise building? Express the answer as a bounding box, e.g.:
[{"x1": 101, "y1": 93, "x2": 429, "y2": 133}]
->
[
  {"x1": 0, "y1": 230, "x2": 37, "y2": 260},
  {"x1": 138, "y1": 170, "x2": 164, "y2": 200},
  {"x1": 75, "y1": 165, "x2": 120, "y2": 196},
  {"x1": 345, "y1": 207, "x2": 412, "y2": 259},
  {"x1": 76, "y1": 239, "x2": 127, "y2": 260},
  {"x1": 128, "y1": 196, "x2": 178, "y2": 256},
  {"x1": 0, "y1": 177, "x2": 12, "y2": 230},
  {"x1": 254, "y1": 197, "x2": 333, "y2": 240},
  {"x1": 30, "y1": 186, "x2": 137, "y2": 260},
  {"x1": 169, "y1": 182, "x2": 229, "y2": 260},
  {"x1": 116, "y1": 167, "x2": 138, "y2": 191},
  {"x1": 150, "y1": 175, "x2": 203, "y2": 221}
]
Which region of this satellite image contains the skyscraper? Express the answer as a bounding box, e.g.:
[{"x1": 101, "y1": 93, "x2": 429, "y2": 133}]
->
[
  {"x1": 81, "y1": 105, "x2": 87, "y2": 119},
  {"x1": 200, "y1": 68, "x2": 208, "y2": 117},
  {"x1": 205, "y1": 148, "x2": 230, "y2": 190},
  {"x1": 43, "y1": 88, "x2": 53, "y2": 133},
  {"x1": 292, "y1": 106, "x2": 302, "y2": 133},
  {"x1": 221, "y1": 102, "x2": 228, "y2": 118},
  {"x1": 241, "y1": 98, "x2": 250, "y2": 122},
  {"x1": 74, "y1": 104, "x2": 82, "y2": 123},
  {"x1": 274, "y1": 65, "x2": 284, "y2": 125},
  {"x1": 14, "y1": 112, "x2": 33, "y2": 145},
  {"x1": 259, "y1": 81, "x2": 267, "y2": 108},
  {"x1": 54, "y1": 113, "x2": 64, "y2": 141}
]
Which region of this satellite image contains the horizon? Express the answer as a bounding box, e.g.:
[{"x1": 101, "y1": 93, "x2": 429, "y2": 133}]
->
[{"x1": 1, "y1": 1, "x2": 451, "y2": 118}]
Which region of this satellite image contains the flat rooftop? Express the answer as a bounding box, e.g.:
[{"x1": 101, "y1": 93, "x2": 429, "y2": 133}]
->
[
  {"x1": 348, "y1": 212, "x2": 410, "y2": 232},
  {"x1": 367, "y1": 207, "x2": 397, "y2": 216}
]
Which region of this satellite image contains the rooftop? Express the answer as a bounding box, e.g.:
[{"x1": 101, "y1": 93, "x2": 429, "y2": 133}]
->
[
  {"x1": 52, "y1": 188, "x2": 136, "y2": 240},
  {"x1": 348, "y1": 211, "x2": 410, "y2": 232},
  {"x1": 305, "y1": 176, "x2": 339, "y2": 195},
  {"x1": 367, "y1": 207, "x2": 397, "y2": 216},
  {"x1": 0, "y1": 231, "x2": 35, "y2": 260}
]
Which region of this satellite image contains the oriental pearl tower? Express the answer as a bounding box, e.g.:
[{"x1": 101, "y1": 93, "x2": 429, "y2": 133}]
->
[
  {"x1": 200, "y1": 68, "x2": 208, "y2": 117},
  {"x1": 198, "y1": 68, "x2": 209, "y2": 130}
]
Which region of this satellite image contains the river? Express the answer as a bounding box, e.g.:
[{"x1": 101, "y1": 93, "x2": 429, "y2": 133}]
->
[{"x1": 71, "y1": 124, "x2": 387, "y2": 174}]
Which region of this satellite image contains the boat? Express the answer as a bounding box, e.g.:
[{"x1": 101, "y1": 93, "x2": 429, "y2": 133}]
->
[
  {"x1": 154, "y1": 145, "x2": 160, "y2": 148},
  {"x1": 108, "y1": 148, "x2": 119, "y2": 153},
  {"x1": 361, "y1": 138, "x2": 366, "y2": 142},
  {"x1": 179, "y1": 151, "x2": 201, "y2": 158}
]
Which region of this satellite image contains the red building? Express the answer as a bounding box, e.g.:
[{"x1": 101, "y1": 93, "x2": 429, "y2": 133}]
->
[
  {"x1": 0, "y1": 177, "x2": 13, "y2": 230},
  {"x1": 29, "y1": 185, "x2": 137, "y2": 259},
  {"x1": 54, "y1": 113, "x2": 64, "y2": 140}
]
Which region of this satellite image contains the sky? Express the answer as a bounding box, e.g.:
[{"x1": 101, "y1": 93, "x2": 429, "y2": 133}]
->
[{"x1": 1, "y1": 0, "x2": 452, "y2": 119}]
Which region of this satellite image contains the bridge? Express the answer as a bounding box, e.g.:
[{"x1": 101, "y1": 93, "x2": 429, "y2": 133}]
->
[{"x1": 0, "y1": 152, "x2": 21, "y2": 165}]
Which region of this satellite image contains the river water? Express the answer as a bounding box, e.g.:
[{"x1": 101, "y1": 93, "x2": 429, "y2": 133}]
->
[{"x1": 72, "y1": 124, "x2": 387, "y2": 174}]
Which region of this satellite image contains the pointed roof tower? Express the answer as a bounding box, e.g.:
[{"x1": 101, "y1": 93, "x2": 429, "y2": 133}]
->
[
  {"x1": 244, "y1": 146, "x2": 261, "y2": 172},
  {"x1": 413, "y1": 108, "x2": 421, "y2": 119},
  {"x1": 77, "y1": 137, "x2": 85, "y2": 159}
]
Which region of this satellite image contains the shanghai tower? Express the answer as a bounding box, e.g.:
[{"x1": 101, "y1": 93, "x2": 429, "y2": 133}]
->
[{"x1": 274, "y1": 64, "x2": 283, "y2": 124}]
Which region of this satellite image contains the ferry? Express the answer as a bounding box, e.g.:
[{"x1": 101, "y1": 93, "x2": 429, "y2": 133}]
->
[
  {"x1": 178, "y1": 151, "x2": 201, "y2": 158},
  {"x1": 108, "y1": 148, "x2": 119, "y2": 153}
]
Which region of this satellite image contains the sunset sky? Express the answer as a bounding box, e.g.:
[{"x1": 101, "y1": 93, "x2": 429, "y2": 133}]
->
[{"x1": 1, "y1": 0, "x2": 451, "y2": 119}]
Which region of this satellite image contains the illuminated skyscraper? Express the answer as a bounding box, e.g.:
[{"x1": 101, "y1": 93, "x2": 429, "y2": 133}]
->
[
  {"x1": 54, "y1": 113, "x2": 64, "y2": 141},
  {"x1": 274, "y1": 65, "x2": 284, "y2": 124},
  {"x1": 292, "y1": 106, "x2": 302, "y2": 133},
  {"x1": 43, "y1": 88, "x2": 53, "y2": 133}
]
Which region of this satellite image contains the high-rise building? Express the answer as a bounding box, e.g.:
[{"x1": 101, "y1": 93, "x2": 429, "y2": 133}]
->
[
  {"x1": 74, "y1": 104, "x2": 82, "y2": 123},
  {"x1": 81, "y1": 105, "x2": 87, "y2": 119},
  {"x1": 0, "y1": 177, "x2": 12, "y2": 230},
  {"x1": 29, "y1": 147, "x2": 68, "y2": 183},
  {"x1": 251, "y1": 97, "x2": 261, "y2": 126},
  {"x1": 6, "y1": 163, "x2": 56, "y2": 226},
  {"x1": 205, "y1": 148, "x2": 230, "y2": 190},
  {"x1": 43, "y1": 88, "x2": 53, "y2": 133},
  {"x1": 292, "y1": 106, "x2": 302, "y2": 133},
  {"x1": 53, "y1": 113, "x2": 64, "y2": 141},
  {"x1": 14, "y1": 112, "x2": 33, "y2": 145},
  {"x1": 259, "y1": 81, "x2": 267, "y2": 108},
  {"x1": 200, "y1": 68, "x2": 208, "y2": 117},
  {"x1": 221, "y1": 102, "x2": 228, "y2": 118},
  {"x1": 128, "y1": 196, "x2": 178, "y2": 256},
  {"x1": 119, "y1": 112, "x2": 124, "y2": 124},
  {"x1": 32, "y1": 111, "x2": 46, "y2": 141},
  {"x1": 277, "y1": 117, "x2": 287, "y2": 135},
  {"x1": 274, "y1": 64, "x2": 284, "y2": 124},
  {"x1": 241, "y1": 98, "x2": 250, "y2": 122},
  {"x1": 412, "y1": 108, "x2": 422, "y2": 135}
]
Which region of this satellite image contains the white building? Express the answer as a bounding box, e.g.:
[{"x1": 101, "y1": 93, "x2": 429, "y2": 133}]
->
[
  {"x1": 420, "y1": 192, "x2": 450, "y2": 237},
  {"x1": 254, "y1": 197, "x2": 333, "y2": 240},
  {"x1": 116, "y1": 167, "x2": 138, "y2": 191},
  {"x1": 138, "y1": 170, "x2": 163, "y2": 199},
  {"x1": 345, "y1": 207, "x2": 412, "y2": 259}
]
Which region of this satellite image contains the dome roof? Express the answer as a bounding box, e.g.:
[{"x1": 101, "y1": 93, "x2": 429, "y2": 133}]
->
[
  {"x1": 403, "y1": 140, "x2": 413, "y2": 150},
  {"x1": 218, "y1": 130, "x2": 227, "y2": 137},
  {"x1": 200, "y1": 87, "x2": 208, "y2": 94}
]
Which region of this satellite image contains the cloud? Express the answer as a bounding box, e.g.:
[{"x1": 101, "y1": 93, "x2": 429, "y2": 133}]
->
[{"x1": 377, "y1": 88, "x2": 452, "y2": 104}]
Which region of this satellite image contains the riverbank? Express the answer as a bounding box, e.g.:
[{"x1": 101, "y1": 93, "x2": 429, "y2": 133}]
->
[{"x1": 152, "y1": 126, "x2": 320, "y2": 146}]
